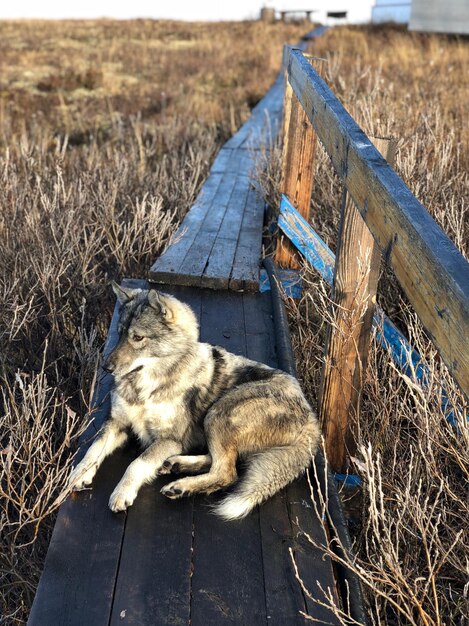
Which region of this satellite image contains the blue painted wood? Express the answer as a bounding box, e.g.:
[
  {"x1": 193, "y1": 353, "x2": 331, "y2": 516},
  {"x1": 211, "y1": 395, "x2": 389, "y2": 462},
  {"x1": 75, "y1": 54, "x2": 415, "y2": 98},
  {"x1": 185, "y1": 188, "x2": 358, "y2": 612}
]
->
[
  {"x1": 278, "y1": 194, "x2": 335, "y2": 285},
  {"x1": 334, "y1": 474, "x2": 363, "y2": 488},
  {"x1": 279, "y1": 194, "x2": 464, "y2": 426},
  {"x1": 259, "y1": 267, "x2": 302, "y2": 299}
]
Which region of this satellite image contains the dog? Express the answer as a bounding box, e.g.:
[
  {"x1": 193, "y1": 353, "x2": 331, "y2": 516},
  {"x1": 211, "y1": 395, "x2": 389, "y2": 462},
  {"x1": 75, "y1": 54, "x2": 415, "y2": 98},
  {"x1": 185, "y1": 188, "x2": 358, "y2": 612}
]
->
[{"x1": 68, "y1": 282, "x2": 320, "y2": 520}]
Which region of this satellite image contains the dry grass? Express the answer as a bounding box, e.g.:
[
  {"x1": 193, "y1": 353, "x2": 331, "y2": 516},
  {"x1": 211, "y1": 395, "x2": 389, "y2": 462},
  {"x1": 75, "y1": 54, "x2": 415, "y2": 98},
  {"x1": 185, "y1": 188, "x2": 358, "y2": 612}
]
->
[
  {"x1": 0, "y1": 18, "x2": 310, "y2": 624},
  {"x1": 258, "y1": 25, "x2": 468, "y2": 626}
]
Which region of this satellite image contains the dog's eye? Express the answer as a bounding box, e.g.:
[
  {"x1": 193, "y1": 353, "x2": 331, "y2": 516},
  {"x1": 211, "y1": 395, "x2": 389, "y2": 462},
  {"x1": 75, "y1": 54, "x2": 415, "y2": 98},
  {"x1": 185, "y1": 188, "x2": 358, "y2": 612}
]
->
[{"x1": 132, "y1": 334, "x2": 144, "y2": 342}]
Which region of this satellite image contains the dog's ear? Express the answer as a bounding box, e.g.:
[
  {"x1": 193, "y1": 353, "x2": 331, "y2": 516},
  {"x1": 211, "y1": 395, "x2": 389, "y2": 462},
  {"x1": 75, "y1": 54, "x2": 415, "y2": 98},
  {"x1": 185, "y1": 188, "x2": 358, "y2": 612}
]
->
[
  {"x1": 148, "y1": 290, "x2": 174, "y2": 320},
  {"x1": 111, "y1": 281, "x2": 141, "y2": 304}
]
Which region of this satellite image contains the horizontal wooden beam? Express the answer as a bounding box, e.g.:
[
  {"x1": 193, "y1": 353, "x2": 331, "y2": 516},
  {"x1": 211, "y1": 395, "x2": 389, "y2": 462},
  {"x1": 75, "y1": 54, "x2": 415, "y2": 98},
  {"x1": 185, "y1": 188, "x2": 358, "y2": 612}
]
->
[{"x1": 285, "y1": 48, "x2": 469, "y2": 398}]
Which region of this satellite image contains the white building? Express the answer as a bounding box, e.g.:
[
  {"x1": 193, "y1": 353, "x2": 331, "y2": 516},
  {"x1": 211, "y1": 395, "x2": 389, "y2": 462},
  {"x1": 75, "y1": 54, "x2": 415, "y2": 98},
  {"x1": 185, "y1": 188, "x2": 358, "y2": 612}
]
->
[
  {"x1": 409, "y1": 0, "x2": 469, "y2": 35},
  {"x1": 372, "y1": 0, "x2": 411, "y2": 23}
]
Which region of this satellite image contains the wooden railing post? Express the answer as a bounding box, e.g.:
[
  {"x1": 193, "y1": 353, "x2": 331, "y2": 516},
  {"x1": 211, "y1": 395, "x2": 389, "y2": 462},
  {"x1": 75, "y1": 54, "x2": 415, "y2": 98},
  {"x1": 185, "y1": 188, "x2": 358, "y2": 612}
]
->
[
  {"x1": 320, "y1": 137, "x2": 397, "y2": 472},
  {"x1": 275, "y1": 57, "x2": 324, "y2": 269}
]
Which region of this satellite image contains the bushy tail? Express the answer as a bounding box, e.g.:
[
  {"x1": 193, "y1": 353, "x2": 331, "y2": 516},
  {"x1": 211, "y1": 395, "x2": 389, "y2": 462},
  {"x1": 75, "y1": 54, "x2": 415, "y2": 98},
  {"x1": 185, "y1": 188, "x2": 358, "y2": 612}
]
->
[{"x1": 215, "y1": 421, "x2": 320, "y2": 521}]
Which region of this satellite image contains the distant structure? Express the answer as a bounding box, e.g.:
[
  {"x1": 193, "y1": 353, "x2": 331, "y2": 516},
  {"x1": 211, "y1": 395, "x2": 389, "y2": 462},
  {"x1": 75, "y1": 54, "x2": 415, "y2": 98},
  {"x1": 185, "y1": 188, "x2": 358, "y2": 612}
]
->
[
  {"x1": 260, "y1": 0, "x2": 469, "y2": 33},
  {"x1": 279, "y1": 9, "x2": 315, "y2": 21},
  {"x1": 259, "y1": 2, "x2": 375, "y2": 24},
  {"x1": 372, "y1": 0, "x2": 411, "y2": 23},
  {"x1": 260, "y1": 6, "x2": 276, "y2": 22},
  {"x1": 409, "y1": 0, "x2": 469, "y2": 34}
]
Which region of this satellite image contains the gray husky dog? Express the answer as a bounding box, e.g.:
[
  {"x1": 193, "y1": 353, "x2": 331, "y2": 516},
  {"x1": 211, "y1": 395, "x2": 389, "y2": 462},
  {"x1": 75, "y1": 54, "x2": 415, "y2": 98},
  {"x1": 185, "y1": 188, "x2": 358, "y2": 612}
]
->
[{"x1": 69, "y1": 283, "x2": 320, "y2": 520}]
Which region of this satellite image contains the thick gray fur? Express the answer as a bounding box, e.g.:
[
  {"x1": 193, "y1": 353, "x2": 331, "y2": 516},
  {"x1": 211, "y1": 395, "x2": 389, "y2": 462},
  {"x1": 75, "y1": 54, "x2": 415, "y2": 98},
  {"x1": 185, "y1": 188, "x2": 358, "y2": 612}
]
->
[{"x1": 69, "y1": 284, "x2": 320, "y2": 520}]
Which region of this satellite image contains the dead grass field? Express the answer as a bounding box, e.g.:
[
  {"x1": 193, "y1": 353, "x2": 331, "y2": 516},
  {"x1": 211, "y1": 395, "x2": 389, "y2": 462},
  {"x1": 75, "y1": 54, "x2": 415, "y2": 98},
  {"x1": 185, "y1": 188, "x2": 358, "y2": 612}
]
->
[
  {"x1": 0, "y1": 18, "x2": 310, "y2": 624},
  {"x1": 259, "y1": 25, "x2": 468, "y2": 626},
  {"x1": 0, "y1": 19, "x2": 468, "y2": 626}
]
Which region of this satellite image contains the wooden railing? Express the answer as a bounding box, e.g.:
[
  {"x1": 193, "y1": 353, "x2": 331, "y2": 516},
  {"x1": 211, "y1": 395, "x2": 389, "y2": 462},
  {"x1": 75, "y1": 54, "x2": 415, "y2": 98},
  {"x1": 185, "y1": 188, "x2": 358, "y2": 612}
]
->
[{"x1": 276, "y1": 46, "x2": 469, "y2": 471}]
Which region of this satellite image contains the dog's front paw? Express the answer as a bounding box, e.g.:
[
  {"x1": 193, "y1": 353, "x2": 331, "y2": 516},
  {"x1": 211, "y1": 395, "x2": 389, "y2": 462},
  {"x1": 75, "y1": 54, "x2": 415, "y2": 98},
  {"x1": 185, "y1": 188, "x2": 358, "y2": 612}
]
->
[
  {"x1": 68, "y1": 463, "x2": 97, "y2": 491},
  {"x1": 109, "y1": 483, "x2": 137, "y2": 513}
]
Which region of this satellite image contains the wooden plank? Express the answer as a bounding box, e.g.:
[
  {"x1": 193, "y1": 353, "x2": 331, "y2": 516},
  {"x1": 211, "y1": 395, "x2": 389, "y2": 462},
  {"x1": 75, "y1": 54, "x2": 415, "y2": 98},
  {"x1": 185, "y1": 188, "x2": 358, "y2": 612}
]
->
[
  {"x1": 211, "y1": 147, "x2": 234, "y2": 173},
  {"x1": 190, "y1": 290, "x2": 267, "y2": 626},
  {"x1": 175, "y1": 172, "x2": 240, "y2": 286},
  {"x1": 202, "y1": 176, "x2": 251, "y2": 289},
  {"x1": 243, "y1": 292, "x2": 340, "y2": 625},
  {"x1": 199, "y1": 289, "x2": 248, "y2": 358},
  {"x1": 278, "y1": 194, "x2": 335, "y2": 284},
  {"x1": 109, "y1": 285, "x2": 202, "y2": 626},
  {"x1": 286, "y1": 47, "x2": 469, "y2": 397},
  {"x1": 149, "y1": 172, "x2": 223, "y2": 282},
  {"x1": 229, "y1": 187, "x2": 265, "y2": 291},
  {"x1": 109, "y1": 485, "x2": 193, "y2": 626},
  {"x1": 229, "y1": 246, "x2": 260, "y2": 291},
  {"x1": 28, "y1": 286, "x2": 143, "y2": 626},
  {"x1": 275, "y1": 57, "x2": 324, "y2": 269},
  {"x1": 320, "y1": 137, "x2": 396, "y2": 471},
  {"x1": 243, "y1": 293, "x2": 307, "y2": 625},
  {"x1": 28, "y1": 453, "x2": 134, "y2": 626},
  {"x1": 288, "y1": 477, "x2": 341, "y2": 624},
  {"x1": 230, "y1": 146, "x2": 258, "y2": 176}
]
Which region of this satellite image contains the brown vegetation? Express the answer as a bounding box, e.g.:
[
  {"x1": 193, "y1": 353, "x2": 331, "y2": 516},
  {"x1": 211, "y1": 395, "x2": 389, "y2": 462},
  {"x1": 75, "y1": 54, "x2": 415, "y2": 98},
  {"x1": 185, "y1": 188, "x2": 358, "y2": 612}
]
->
[
  {"x1": 0, "y1": 18, "x2": 310, "y2": 624},
  {"x1": 259, "y1": 25, "x2": 468, "y2": 626},
  {"x1": 1, "y1": 18, "x2": 468, "y2": 626}
]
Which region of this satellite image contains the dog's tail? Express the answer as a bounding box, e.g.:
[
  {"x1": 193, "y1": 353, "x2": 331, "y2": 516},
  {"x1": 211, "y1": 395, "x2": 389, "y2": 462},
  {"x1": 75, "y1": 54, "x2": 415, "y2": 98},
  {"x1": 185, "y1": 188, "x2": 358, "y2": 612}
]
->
[{"x1": 214, "y1": 420, "x2": 320, "y2": 521}]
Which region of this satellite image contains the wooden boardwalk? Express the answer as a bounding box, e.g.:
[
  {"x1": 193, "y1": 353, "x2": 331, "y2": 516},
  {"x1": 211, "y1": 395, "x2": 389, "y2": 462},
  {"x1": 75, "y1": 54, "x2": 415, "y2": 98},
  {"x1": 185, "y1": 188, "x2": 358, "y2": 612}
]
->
[
  {"x1": 149, "y1": 76, "x2": 284, "y2": 291},
  {"x1": 28, "y1": 27, "x2": 360, "y2": 626},
  {"x1": 149, "y1": 27, "x2": 327, "y2": 291},
  {"x1": 29, "y1": 281, "x2": 340, "y2": 626}
]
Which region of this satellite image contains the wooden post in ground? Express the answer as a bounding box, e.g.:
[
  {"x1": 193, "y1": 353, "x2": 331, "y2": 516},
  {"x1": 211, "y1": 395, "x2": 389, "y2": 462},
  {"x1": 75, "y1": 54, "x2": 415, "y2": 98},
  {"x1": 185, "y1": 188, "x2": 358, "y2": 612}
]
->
[
  {"x1": 275, "y1": 57, "x2": 324, "y2": 269},
  {"x1": 320, "y1": 137, "x2": 397, "y2": 472}
]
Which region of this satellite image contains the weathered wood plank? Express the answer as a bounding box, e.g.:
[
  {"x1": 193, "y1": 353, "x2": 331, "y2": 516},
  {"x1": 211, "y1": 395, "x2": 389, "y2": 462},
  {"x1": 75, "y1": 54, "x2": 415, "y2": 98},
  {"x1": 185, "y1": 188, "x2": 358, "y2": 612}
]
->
[
  {"x1": 278, "y1": 194, "x2": 335, "y2": 284},
  {"x1": 229, "y1": 187, "x2": 265, "y2": 291},
  {"x1": 202, "y1": 176, "x2": 251, "y2": 289},
  {"x1": 275, "y1": 57, "x2": 324, "y2": 269},
  {"x1": 243, "y1": 293, "x2": 309, "y2": 625},
  {"x1": 109, "y1": 485, "x2": 193, "y2": 625},
  {"x1": 27, "y1": 284, "x2": 144, "y2": 626},
  {"x1": 168, "y1": 146, "x2": 258, "y2": 289},
  {"x1": 190, "y1": 290, "x2": 267, "y2": 626},
  {"x1": 109, "y1": 286, "x2": 202, "y2": 626},
  {"x1": 175, "y1": 172, "x2": 240, "y2": 286},
  {"x1": 211, "y1": 147, "x2": 234, "y2": 173},
  {"x1": 149, "y1": 172, "x2": 223, "y2": 282},
  {"x1": 320, "y1": 137, "x2": 396, "y2": 471},
  {"x1": 286, "y1": 48, "x2": 469, "y2": 397},
  {"x1": 288, "y1": 477, "x2": 341, "y2": 623},
  {"x1": 27, "y1": 454, "x2": 133, "y2": 626}
]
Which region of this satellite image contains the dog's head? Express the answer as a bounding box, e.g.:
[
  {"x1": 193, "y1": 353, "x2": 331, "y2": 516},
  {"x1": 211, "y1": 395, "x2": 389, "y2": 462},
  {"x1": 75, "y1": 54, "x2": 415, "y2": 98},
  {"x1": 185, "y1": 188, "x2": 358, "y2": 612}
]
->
[{"x1": 104, "y1": 282, "x2": 199, "y2": 377}]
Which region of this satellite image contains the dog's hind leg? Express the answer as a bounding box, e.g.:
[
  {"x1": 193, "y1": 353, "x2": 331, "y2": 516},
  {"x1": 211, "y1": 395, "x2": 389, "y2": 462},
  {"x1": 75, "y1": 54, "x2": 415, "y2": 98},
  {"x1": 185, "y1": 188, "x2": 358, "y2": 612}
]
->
[
  {"x1": 161, "y1": 447, "x2": 237, "y2": 499},
  {"x1": 160, "y1": 454, "x2": 212, "y2": 475}
]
